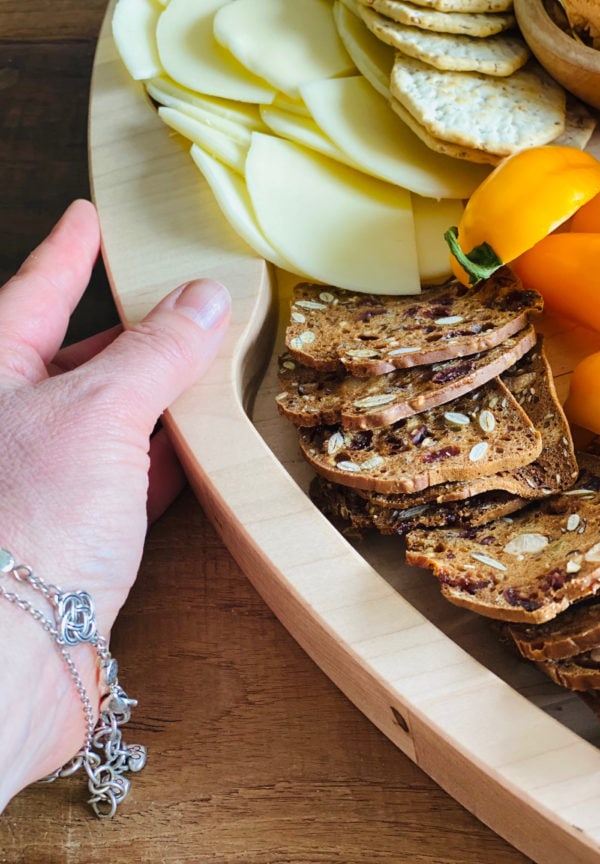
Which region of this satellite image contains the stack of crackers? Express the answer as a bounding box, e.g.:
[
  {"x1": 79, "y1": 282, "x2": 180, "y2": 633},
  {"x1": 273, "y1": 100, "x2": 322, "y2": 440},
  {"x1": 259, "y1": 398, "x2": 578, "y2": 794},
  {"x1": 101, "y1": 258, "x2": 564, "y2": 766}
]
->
[
  {"x1": 354, "y1": 0, "x2": 596, "y2": 163},
  {"x1": 275, "y1": 276, "x2": 600, "y2": 709}
]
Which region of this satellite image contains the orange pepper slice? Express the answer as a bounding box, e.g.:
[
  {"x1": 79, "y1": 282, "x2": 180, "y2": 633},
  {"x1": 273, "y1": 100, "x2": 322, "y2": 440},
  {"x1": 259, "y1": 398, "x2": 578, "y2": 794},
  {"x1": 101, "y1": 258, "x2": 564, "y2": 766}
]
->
[
  {"x1": 565, "y1": 350, "x2": 600, "y2": 435},
  {"x1": 570, "y1": 191, "x2": 600, "y2": 233},
  {"x1": 446, "y1": 146, "x2": 600, "y2": 286},
  {"x1": 511, "y1": 233, "x2": 600, "y2": 332}
]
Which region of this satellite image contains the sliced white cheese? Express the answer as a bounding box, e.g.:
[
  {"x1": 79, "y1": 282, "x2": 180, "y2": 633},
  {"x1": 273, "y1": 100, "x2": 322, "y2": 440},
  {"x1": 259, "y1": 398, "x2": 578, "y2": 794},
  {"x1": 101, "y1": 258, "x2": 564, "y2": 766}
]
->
[
  {"x1": 270, "y1": 93, "x2": 311, "y2": 118},
  {"x1": 212, "y1": 0, "x2": 355, "y2": 99},
  {"x1": 333, "y1": 0, "x2": 393, "y2": 99},
  {"x1": 259, "y1": 106, "x2": 352, "y2": 165},
  {"x1": 245, "y1": 133, "x2": 420, "y2": 294},
  {"x1": 156, "y1": 0, "x2": 275, "y2": 103},
  {"x1": 190, "y1": 144, "x2": 304, "y2": 273},
  {"x1": 158, "y1": 102, "x2": 253, "y2": 145},
  {"x1": 159, "y1": 106, "x2": 249, "y2": 174},
  {"x1": 301, "y1": 76, "x2": 489, "y2": 199},
  {"x1": 146, "y1": 75, "x2": 267, "y2": 130},
  {"x1": 112, "y1": 0, "x2": 164, "y2": 81},
  {"x1": 412, "y1": 196, "x2": 464, "y2": 283}
]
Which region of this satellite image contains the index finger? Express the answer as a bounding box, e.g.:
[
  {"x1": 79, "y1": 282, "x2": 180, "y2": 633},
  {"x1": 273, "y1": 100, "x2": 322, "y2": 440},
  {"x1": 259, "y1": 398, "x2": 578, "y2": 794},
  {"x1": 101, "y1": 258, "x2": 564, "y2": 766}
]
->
[{"x1": 0, "y1": 199, "x2": 100, "y2": 385}]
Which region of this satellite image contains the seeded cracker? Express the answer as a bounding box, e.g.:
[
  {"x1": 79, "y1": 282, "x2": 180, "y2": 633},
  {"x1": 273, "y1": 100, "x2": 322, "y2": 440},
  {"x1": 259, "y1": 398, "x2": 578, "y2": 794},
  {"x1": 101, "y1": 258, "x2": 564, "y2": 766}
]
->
[
  {"x1": 276, "y1": 326, "x2": 536, "y2": 430},
  {"x1": 359, "y1": 0, "x2": 516, "y2": 35},
  {"x1": 354, "y1": 337, "x2": 577, "y2": 506},
  {"x1": 359, "y1": 0, "x2": 514, "y2": 11},
  {"x1": 359, "y1": 5, "x2": 529, "y2": 75},
  {"x1": 284, "y1": 275, "x2": 543, "y2": 375},
  {"x1": 299, "y1": 376, "x2": 542, "y2": 494},
  {"x1": 311, "y1": 475, "x2": 529, "y2": 536},
  {"x1": 405, "y1": 453, "x2": 600, "y2": 624},
  {"x1": 390, "y1": 56, "x2": 566, "y2": 155},
  {"x1": 285, "y1": 276, "x2": 543, "y2": 376},
  {"x1": 506, "y1": 596, "x2": 600, "y2": 662}
]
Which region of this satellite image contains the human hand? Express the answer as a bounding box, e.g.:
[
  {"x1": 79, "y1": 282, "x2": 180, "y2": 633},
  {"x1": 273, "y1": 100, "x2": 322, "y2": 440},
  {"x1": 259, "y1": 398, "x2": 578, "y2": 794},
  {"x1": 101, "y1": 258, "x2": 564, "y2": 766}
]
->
[{"x1": 0, "y1": 199, "x2": 231, "y2": 806}]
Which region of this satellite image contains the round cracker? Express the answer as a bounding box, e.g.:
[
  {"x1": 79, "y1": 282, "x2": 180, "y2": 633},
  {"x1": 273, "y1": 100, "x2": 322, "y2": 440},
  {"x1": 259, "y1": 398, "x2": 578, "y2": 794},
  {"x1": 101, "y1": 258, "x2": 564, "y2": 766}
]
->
[
  {"x1": 362, "y1": 0, "x2": 516, "y2": 35},
  {"x1": 359, "y1": 0, "x2": 513, "y2": 10},
  {"x1": 390, "y1": 96, "x2": 503, "y2": 163},
  {"x1": 360, "y1": 6, "x2": 529, "y2": 75},
  {"x1": 390, "y1": 56, "x2": 566, "y2": 155}
]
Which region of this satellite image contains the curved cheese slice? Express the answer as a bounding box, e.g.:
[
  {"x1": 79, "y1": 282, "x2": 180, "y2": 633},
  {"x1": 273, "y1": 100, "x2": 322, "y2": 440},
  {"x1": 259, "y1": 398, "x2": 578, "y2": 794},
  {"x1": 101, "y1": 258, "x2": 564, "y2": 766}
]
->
[
  {"x1": 333, "y1": 1, "x2": 393, "y2": 99},
  {"x1": 112, "y1": 0, "x2": 163, "y2": 81},
  {"x1": 301, "y1": 76, "x2": 490, "y2": 199},
  {"x1": 158, "y1": 107, "x2": 249, "y2": 174},
  {"x1": 156, "y1": 0, "x2": 275, "y2": 103},
  {"x1": 412, "y1": 196, "x2": 464, "y2": 283},
  {"x1": 213, "y1": 0, "x2": 355, "y2": 98},
  {"x1": 190, "y1": 144, "x2": 304, "y2": 273},
  {"x1": 270, "y1": 94, "x2": 311, "y2": 118},
  {"x1": 259, "y1": 106, "x2": 352, "y2": 165},
  {"x1": 146, "y1": 76, "x2": 267, "y2": 130},
  {"x1": 245, "y1": 133, "x2": 420, "y2": 295}
]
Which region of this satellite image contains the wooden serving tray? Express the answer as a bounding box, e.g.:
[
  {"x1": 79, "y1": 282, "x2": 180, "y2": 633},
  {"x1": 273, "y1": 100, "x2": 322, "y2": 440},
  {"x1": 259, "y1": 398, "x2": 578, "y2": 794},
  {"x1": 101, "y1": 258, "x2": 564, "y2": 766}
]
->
[{"x1": 90, "y1": 7, "x2": 600, "y2": 862}]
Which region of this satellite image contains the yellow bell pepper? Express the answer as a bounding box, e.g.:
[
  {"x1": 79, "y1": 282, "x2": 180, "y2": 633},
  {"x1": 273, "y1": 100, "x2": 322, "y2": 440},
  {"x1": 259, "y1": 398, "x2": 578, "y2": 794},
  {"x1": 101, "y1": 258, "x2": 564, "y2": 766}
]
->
[
  {"x1": 564, "y1": 350, "x2": 600, "y2": 434},
  {"x1": 446, "y1": 146, "x2": 600, "y2": 286}
]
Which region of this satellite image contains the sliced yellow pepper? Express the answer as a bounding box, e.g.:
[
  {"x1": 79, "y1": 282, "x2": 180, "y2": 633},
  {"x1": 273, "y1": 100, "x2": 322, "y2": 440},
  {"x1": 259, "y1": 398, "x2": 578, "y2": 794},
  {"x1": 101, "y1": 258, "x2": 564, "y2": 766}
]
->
[{"x1": 446, "y1": 146, "x2": 600, "y2": 286}]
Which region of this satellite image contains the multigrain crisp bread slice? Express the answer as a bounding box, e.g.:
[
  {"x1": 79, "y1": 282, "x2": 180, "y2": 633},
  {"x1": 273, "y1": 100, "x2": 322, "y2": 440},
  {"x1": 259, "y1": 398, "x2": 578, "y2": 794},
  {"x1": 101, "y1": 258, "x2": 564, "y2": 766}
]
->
[
  {"x1": 353, "y1": 337, "x2": 578, "y2": 506},
  {"x1": 299, "y1": 376, "x2": 543, "y2": 495},
  {"x1": 505, "y1": 596, "x2": 600, "y2": 662},
  {"x1": 428, "y1": 337, "x2": 578, "y2": 501},
  {"x1": 359, "y1": 5, "x2": 529, "y2": 75},
  {"x1": 359, "y1": 0, "x2": 516, "y2": 35},
  {"x1": 537, "y1": 651, "x2": 600, "y2": 691},
  {"x1": 284, "y1": 273, "x2": 543, "y2": 375},
  {"x1": 405, "y1": 453, "x2": 600, "y2": 624},
  {"x1": 390, "y1": 56, "x2": 566, "y2": 155},
  {"x1": 310, "y1": 475, "x2": 528, "y2": 536},
  {"x1": 361, "y1": 0, "x2": 514, "y2": 11},
  {"x1": 276, "y1": 325, "x2": 536, "y2": 430}
]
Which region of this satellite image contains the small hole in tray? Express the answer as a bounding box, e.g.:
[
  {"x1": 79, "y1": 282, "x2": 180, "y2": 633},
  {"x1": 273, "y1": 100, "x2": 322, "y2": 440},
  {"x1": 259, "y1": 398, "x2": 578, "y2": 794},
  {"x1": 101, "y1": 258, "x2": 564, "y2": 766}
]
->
[{"x1": 391, "y1": 706, "x2": 410, "y2": 733}]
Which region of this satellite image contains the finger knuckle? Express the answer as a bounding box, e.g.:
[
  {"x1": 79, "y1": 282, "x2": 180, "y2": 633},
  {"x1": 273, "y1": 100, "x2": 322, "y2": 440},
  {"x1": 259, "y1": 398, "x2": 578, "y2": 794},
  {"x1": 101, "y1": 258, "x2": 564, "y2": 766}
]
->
[{"x1": 128, "y1": 320, "x2": 198, "y2": 370}]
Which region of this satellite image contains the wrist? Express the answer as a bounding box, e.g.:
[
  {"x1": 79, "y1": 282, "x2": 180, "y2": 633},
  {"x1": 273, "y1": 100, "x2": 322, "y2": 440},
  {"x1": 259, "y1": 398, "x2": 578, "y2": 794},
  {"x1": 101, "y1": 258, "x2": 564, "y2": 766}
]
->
[{"x1": 0, "y1": 592, "x2": 99, "y2": 809}]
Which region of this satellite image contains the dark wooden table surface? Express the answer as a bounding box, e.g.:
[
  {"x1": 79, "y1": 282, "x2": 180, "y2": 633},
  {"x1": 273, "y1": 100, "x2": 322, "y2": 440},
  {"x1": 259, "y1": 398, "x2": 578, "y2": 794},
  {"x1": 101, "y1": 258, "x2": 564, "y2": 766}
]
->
[{"x1": 0, "y1": 3, "x2": 535, "y2": 862}]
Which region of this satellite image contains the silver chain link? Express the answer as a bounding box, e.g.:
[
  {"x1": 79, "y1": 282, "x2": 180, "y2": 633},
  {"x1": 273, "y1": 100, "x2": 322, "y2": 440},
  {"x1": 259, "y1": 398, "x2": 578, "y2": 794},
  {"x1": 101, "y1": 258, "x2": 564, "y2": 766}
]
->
[{"x1": 0, "y1": 547, "x2": 146, "y2": 818}]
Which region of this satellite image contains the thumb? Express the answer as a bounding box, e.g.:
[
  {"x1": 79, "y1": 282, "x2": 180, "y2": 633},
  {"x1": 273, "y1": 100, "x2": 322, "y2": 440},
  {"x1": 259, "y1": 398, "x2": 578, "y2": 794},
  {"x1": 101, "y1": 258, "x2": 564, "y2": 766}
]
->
[{"x1": 89, "y1": 278, "x2": 231, "y2": 427}]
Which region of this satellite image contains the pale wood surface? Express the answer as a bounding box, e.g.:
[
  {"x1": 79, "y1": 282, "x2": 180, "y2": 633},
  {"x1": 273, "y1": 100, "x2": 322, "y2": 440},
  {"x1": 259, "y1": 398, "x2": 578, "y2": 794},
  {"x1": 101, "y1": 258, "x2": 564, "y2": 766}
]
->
[{"x1": 0, "y1": 3, "x2": 598, "y2": 863}]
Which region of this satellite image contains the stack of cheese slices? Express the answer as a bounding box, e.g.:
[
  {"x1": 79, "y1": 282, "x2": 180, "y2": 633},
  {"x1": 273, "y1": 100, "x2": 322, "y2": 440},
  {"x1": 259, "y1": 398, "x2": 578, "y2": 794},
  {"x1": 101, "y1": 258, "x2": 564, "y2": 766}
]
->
[
  {"x1": 276, "y1": 272, "x2": 600, "y2": 704},
  {"x1": 348, "y1": 0, "x2": 597, "y2": 163}
]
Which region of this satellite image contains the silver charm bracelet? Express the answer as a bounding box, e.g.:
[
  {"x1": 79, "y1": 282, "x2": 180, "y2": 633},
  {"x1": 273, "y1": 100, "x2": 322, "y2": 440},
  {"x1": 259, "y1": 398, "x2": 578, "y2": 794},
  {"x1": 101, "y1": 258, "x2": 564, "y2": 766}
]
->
[{"x1": 0, "y1": 547, "x2": 146, "y2": 818}]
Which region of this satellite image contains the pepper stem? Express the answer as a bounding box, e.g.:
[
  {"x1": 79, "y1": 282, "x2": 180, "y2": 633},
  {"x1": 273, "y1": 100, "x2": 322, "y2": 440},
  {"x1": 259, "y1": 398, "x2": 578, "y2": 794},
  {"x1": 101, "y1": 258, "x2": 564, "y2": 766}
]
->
[{"x1": 444, "y1": 226, "x2": 505, "y2": 286}]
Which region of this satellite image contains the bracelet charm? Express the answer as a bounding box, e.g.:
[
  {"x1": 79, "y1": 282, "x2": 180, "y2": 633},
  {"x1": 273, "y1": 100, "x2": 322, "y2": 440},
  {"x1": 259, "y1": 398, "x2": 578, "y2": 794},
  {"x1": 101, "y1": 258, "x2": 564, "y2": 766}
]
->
[
  {"x1": 0, "y1": 547, "x2": 146, "y2": 818},
  {"x1": 56, "y1": 590, "x2": 98, "y2": 646}
]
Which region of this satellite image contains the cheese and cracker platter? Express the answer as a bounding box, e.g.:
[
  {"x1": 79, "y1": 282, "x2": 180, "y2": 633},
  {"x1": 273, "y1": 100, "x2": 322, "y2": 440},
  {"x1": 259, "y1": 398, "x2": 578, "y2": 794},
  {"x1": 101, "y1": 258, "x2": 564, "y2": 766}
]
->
[{"x1": 90, "y1": 0, "x2": 600, "y2": 860}]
